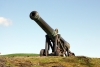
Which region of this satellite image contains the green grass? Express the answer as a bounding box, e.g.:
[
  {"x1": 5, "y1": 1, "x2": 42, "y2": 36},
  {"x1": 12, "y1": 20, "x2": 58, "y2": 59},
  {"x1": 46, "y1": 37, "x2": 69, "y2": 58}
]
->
[{"x1": 2, "y1": 53, "x2": 39, "y2": 57}]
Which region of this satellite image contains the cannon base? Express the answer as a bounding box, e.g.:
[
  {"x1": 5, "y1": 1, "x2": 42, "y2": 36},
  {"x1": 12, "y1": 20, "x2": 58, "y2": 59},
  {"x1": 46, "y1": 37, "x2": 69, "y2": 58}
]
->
[
  {"x1": 40, "y1": 34, "x2": 75, "y2": 57},
  {"x1": 40, "y1": 49, "x2": 75, "y2": 57}
]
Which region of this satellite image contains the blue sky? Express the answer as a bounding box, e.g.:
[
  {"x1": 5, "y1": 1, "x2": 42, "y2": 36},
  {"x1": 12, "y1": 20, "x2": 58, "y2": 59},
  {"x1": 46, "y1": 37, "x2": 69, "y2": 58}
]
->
[{"x1": 0, "y1": 0, "x2": 100, "y2": 57}]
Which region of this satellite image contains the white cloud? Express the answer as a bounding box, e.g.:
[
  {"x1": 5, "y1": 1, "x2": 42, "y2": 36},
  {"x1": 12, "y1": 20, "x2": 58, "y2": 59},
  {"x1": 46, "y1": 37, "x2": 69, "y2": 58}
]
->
[{"x1": 0, "y1": 17, "x2": 12, "y2": 26}]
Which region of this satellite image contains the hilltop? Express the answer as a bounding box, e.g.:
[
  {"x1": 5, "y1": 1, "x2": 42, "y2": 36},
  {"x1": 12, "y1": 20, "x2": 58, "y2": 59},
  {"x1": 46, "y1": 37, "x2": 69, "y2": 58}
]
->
[{"x1": 0, "y1": 53, "x2": 100, "y2": 67}]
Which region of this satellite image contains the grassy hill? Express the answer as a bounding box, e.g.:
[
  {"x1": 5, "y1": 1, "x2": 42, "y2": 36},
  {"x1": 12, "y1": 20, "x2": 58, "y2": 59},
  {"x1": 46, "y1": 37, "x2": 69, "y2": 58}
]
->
[
  {"x1": 2, "y1": 53, "x2": 39, "y2": 57},
  {"x1": 0, "y1": 53, "x2": 100, "y2": 67}
]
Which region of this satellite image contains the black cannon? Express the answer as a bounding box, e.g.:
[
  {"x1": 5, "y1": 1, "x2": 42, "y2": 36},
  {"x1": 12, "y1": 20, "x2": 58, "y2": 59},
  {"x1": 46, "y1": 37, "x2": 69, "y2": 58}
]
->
[{"x1": 29, "y1": 11, "x2": 75, "y2": 56}]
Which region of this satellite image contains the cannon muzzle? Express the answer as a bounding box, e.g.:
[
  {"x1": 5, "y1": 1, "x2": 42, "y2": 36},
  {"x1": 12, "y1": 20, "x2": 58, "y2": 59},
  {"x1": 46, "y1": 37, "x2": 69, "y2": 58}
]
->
[{"x1": 30, "y1": 11, "x2": 40, "y2": 20}]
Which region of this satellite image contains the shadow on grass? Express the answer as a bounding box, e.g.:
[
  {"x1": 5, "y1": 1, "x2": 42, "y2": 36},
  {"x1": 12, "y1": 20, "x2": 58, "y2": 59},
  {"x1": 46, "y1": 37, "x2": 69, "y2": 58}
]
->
[
  {"x1": 61, "y1": 56, "x2": 94, "y2": 67},
  {"x1": 39, "y1": 62, "x2": 65, "y2": 67}
]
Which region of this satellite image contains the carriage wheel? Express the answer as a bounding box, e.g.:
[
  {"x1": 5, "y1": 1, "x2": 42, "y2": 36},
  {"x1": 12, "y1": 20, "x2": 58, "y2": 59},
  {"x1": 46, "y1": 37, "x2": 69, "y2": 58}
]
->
[
  {"x1": 55, "y1": 48, "x2": 61, "y2": 56},
  {"x1": 40, "y1": 49, "x2": 45, "y2": 56},
  {"x1": 69, "y1": 53, "x2": 75, "y2": 56},
  {"x1": 40, "y1": 49, "x2": 49, "y2": 56}
]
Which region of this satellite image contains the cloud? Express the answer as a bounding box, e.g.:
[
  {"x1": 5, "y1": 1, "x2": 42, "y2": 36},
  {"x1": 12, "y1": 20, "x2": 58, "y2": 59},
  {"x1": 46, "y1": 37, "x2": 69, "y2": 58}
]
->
[{"x1": 0, "y1": 17, "x2": 12, "y2": 26}]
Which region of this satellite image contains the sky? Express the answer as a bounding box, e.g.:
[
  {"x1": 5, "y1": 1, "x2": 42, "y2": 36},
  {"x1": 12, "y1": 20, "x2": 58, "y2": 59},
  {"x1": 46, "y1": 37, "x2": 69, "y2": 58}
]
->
[{"x1": 0, "y1": 0, "x2": 100, "y2": 58}]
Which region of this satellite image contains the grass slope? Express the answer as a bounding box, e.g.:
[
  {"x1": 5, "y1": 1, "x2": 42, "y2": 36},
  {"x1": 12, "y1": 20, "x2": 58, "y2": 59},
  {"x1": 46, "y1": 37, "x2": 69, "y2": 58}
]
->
[{"x1": 0, "y1": 54, "x2": 100, "y2": 67}]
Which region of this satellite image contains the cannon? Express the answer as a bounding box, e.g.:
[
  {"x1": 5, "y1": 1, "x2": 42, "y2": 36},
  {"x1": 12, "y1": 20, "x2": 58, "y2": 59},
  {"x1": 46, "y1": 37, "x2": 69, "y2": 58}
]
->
[{"x1": 29, "y1": 11, "x2": 75, "y2": 56}]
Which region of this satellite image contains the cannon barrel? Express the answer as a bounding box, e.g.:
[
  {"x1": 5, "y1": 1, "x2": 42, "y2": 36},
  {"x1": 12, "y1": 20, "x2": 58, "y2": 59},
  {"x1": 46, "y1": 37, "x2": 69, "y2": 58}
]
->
[
  {"x1": 30, "y1": 11, "x2": 70, "y2": 49},
  {"x1": 30, "y1": 11, "x2": 56, "y2": 36}
]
